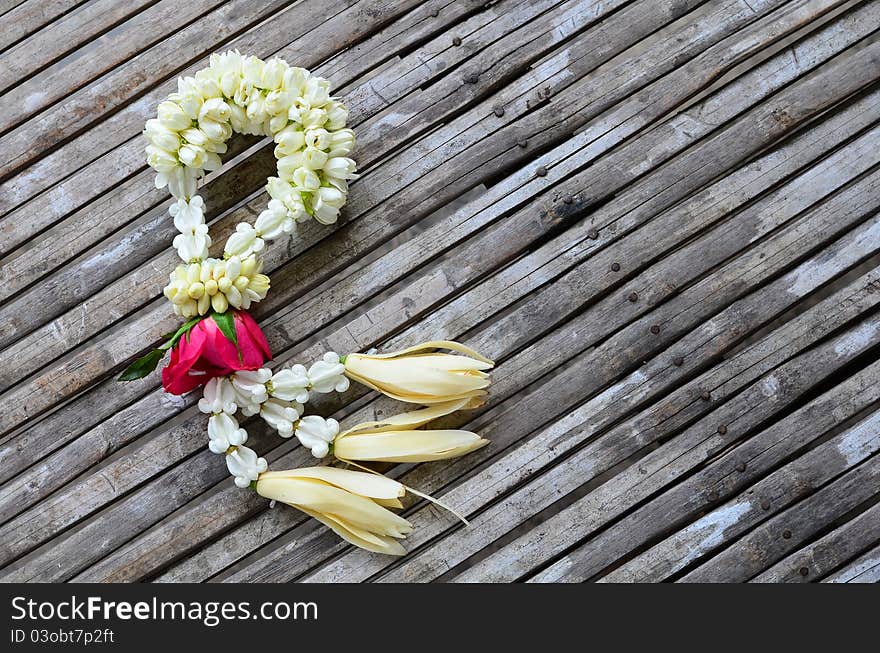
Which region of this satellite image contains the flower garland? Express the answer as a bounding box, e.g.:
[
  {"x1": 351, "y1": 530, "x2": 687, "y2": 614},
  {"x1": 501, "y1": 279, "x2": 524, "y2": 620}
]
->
[{"x1": 120, "y1": 51, "x2": 493, "y2": 556}]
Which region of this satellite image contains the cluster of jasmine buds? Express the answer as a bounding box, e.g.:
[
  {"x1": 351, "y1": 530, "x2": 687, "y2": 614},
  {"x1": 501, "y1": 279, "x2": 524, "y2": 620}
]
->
[
  {"x1": 144, "y1": 50, "x2": 357, "y2": 226},
  {"x1": 162, "y1": 254, "x2": 270, "y2": 317}
]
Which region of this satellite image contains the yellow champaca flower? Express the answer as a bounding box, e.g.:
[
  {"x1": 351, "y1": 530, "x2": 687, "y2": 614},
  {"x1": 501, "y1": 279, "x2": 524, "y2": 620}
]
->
[
  {"x1": 255, "y1": 467, "x2": 412, "y2": 555},
  {"x1": 343, "y1": 340, "x2": 493, "y2": 404},
  {"x1": 334, "y1": 397, "x2": 488, "y2": 463}
]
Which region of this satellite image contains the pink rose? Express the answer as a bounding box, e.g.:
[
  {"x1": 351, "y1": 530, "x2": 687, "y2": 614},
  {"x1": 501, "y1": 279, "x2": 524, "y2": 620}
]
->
[{"x1": 161, "y1": 311, "x2": 271, "y2": 395}]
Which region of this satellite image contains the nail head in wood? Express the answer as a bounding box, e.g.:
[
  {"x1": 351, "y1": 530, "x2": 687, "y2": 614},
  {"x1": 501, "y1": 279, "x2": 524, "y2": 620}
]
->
[
  {"x1": 562, "y1": 195, "x2": 573, "y2": 204},
  {"x1": 452, "y1": 36, "x2": 462, "y2": 46},
  {"x1": 627, "y1": 291, "x2": 638, "y2": 302},
  {"x1": 782, "y1": 530, "x2": 792, "y2": 539},
  {"x1": 700, "y1": 391, "x2": 711, "y2": 401},
  {"x1": 535, "y1": 166, "x2": 548, "y2": 177},
  {"x1": 761, "y1": 498, "x2": 771, "y2": 510},
  {"x1": 517, "y1": 139, "x2": 528, "y2": 148},
  {"x1": 650, "y1": 324, "x2": 661, "y2": 335},
  {"x1": 799, "y1": 566, "x2": 809, "y2": 577},
  {"x1": 672, "y1": 355, "x2": 684, "y2": 367},
  {"x1": 464, "y1": 73, "x2": 479, "y2": 84},
  {"x1": 587, "y1": 228, "x2": 599, "y2": 240},
  {"x1": 735, "y1": 461, "x2": 746, "y2": 472},
  {"x1": 611, "y1": 262, "x2": 621, "y2": 272},
  {"x1": 717, "y1": 424, "x2": 727, "y2": 435},
  {"x1": 430, "y1": 9, "x2": 439, "y2": 17},
  {"x1": 493, "y1": 106, "x2": 505, "y2": 117}
]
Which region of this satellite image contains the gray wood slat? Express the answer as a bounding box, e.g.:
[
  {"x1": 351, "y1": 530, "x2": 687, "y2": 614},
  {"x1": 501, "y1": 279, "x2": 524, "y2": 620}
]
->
[
  {"x1": 0, "y1": 0, "x2": 159, "y2": 92},
  {"x1": 603, "y1": 409, "x2": 880, "y2": 582},
  {"x1": 752, "y1": 500, "x2": 880, "y2": 582},
  {"x1": 823, "y1": 542, "x2": 880, "y2": 582},
  {"x1": 0, "y1": 0, "x2": 87, "y2": 52}
]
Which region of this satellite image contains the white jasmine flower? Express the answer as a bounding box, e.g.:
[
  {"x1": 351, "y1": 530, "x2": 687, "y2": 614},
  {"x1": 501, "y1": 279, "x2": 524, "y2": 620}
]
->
[
  {"x1": 268, "y1": 365, "x2": 309, "y2": 403},
  {"x1": 157, "y1": 101, "x2": 191, "y2": 131},
  {"x1": 308, "y1": 352, "x2": 349, "y2": 393},
  {"x1": 292, "y1": 167, "x2": 320, "y2": 190},
  {"x1": 274, "y1": 124, "x2": 305, "y2": 155},
  {"x1": 300, "y1": 147, "x2": 328, "y2": 170},
  {"x1": 282, "y1": 67, "x2": 308, "y2": 95},
  {"x1": 301, "y1": 76, "x2": 331, "y2": 106},
  {"x1": 198, "y1": 376, "x2": 238, "y2": 415},
  {"x1": 210, "y1": 50, "x2": 243, "y2": 82},
  {"x1": 144, "y1": 119, "x2": 181, "y2": 152},
  {"x1": 324, "y1": 101, "x2": 349, "y2": 130},
  {"x1": 226, "y1": 444, "x2": 267, "y2": 488},
  {"x1": 198, "y1": 116, "x2": 232, "y2": 142},
  {"x1": 169, "y1": 196, "x2": 205, "y2": 232},
  {"x1": 299, "y1": 107, "x2": 326, "y2": 129},
  {"x1": 246, "y1": 93, "x2": 269, "y2": 123},
  {"x1": 260, "y1": 398, "x2": 304, "y2": 437},
  {"x1": 227, "y1": 102, "x2": 248, "y2": 132},
  {"x1": 197, "y1": 77, "x2": 222, "y2": 100},
  {"x1": 323, "y1": 156, "x2": 358, "y2": 181},
  {"x1": 304, "y1": 128, "x2": 331, "y2": 150},
  {"x1": 145, "y1": 145, "x2": 178, "y2": 174},
  {"x1": 224, "y1": 222, "x2": 264, "y2": 258},
  {"x1": 261, "y1": 58, "x2": 287, "y2": 90},
  {"x1": 207, "y1": 412, "x2": 247, "y2": 454},
  {"x1": 178, "y1": 143, "x2": 207, "y2": 168},
  {"x1": 199, "y1": 97, "x2": 231, "y2": 123},
  {"x1": 327, "y1": 129, "x2": 355, "y2": 157},
  {"x1": 172, "y1": 224, "x2": 211, "y2": 262},
  {"x1": 202, "y1": 151, "x2": 222, "y2": 171},
  {"x1": 161, "y1": 165, "x2": 199, "y2": 200},
  {"x1": 231, "y1": 368, "x2": 271, "y2": 407},
  {"x1": 276, "y1": 153, "x2": 303, "y2": 179},
  {"x1": 312, "y1": 186, "x2": 346, "y2": 225},
  {"x1": 254, "y1": 200, "x2": 293, "y2": 239},
  {"x1": 294, "y1": 415, "x2": 339, "y2": 458},
  {"x1": 240, "y1": 55, "x2": 263, "y2": 84},
  {"x1": 265, "y1": 89, "x2": 293, "y2": 115}
]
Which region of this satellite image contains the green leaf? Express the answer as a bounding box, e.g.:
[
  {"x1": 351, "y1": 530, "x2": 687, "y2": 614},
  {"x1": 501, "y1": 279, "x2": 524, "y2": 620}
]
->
[
  {"x1": 210, "y1": 310, "x2": 241, "y2": 361},
  {"x1": 118, "y1": 317, "x2": 202, "y2": 383},
  {"x1": 118, "y1": 349, "x2": 166, "y2": 382},
  {"x1": 160, "y1": 316, "x2": 203, "y2": 351}
]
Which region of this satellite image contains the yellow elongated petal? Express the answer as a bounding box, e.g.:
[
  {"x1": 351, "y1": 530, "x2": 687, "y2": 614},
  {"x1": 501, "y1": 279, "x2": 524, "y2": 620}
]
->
[
  {"x1": 257, "y1": 477, "x2": 412, "y2": 538},
  {"x1": 345, "y1": 357, "x2": 490, "y2": 398},
  {"x1": 361, "y1": 340, "x2": 494, "y2": 365},
  {"x1": 396, "y1": 354, "x2": 493, "y2": 372},
  {"x1": 374, "y1": 497, "x2": 405, "y2": 509},
  {"x1": 345, "y1": 368, "x2": 488, "y2": 404},
  {"x1": 335, "y1": 429, "x2": 489, "y2": 463},
  {"x1": 258, "y1": 466, "x2": 404, "y2": 500},
  {"x1": 299, "y1": 507, "x2": 406, "y2": 556},
  {"x1": 340, "y1": 397, "x2": 481, "y2": 436}
]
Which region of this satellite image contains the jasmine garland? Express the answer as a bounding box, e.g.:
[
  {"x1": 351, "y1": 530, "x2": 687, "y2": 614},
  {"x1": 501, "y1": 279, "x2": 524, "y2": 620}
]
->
[{"x1": 119, "y1": 51, "x2": 494, "y2": 556}]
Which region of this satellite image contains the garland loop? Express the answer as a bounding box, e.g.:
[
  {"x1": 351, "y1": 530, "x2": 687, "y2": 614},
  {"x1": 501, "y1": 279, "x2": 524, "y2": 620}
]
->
[{"x1": 122, "y1": 52, "x2": 494, "y2": 556}]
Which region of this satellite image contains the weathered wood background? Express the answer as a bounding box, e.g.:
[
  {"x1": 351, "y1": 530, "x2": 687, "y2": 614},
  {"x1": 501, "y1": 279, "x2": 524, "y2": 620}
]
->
[{"x1": 0, "y1": 0, "x2": 878, "y2": 583}]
